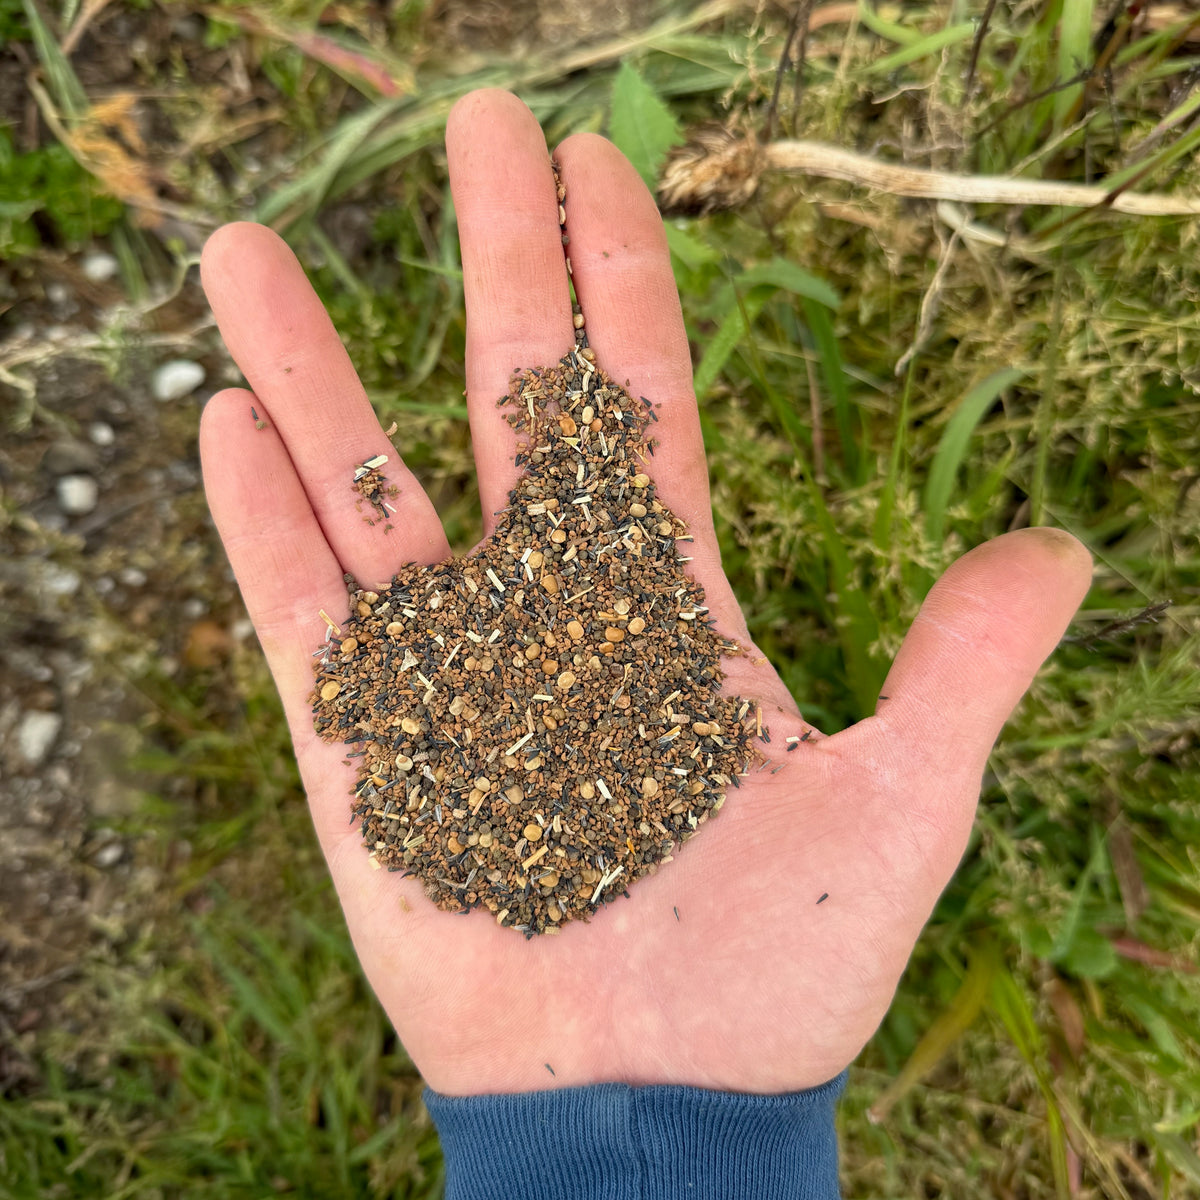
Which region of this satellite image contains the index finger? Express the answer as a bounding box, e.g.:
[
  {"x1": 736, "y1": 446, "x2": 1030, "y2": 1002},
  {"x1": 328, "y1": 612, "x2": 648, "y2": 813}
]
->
[{"x1": 201, "y1": 222, "x2": 451, "y2": 587}]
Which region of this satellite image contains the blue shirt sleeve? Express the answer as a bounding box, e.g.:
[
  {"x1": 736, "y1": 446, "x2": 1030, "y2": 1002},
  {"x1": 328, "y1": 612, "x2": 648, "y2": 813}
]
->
[{"x1": 423, "y1": 1071, "x2": 846, "y2": 1199}]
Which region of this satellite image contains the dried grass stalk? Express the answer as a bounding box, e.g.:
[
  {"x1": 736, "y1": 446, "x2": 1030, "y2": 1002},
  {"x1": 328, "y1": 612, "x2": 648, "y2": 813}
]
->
[{"x1": 658, "y1": 125, "x2": 1200, "y2": 217}]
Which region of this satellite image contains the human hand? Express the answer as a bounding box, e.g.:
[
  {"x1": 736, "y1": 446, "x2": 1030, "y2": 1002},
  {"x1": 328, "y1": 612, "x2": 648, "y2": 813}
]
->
[{"x1": 199, "y1": 88, "x2": 1092, "y2": 1097}]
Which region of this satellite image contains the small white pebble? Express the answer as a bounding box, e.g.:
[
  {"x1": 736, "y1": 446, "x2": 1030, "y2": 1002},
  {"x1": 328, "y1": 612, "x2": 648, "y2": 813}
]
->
[
  {"x1": 88, "y1": 421, "x2": 115, "y2": 446},
  {"x1": 56, "y1": 474, "x2": 98, "y2": 515},
  {"x1": 94, "y1": 842, "x2": 124, "y2": 869},
  {"x1": 17, "y1": 711, "x2": 62, "y2": 765},
  {"x1": 82, "y1": 252, "x2": 119, "y2": 283},
  {"x1": 41, "y1": 564, "x2": 81, "y2": 596},
  {"x1": 152, "y1": 359, "x2": 206, "y2": 402}
]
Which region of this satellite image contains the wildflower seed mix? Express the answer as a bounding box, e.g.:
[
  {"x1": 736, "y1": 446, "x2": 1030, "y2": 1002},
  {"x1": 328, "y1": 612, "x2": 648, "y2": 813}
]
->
[{"x1": 310, "y1": 165, "x2": 754, "y2": 936}]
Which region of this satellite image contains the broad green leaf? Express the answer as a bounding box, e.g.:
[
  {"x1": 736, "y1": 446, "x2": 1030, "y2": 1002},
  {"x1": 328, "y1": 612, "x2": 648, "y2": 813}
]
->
[
  {"x1": 608, "y1": 61, "x2": 682, "y2": 190},
  {"x1": 1059, "y1": 927, "x2": 1119, "y2": 980},
  {"x1": 924, "y1": 367, "x2": 1024, "y2": 544}
]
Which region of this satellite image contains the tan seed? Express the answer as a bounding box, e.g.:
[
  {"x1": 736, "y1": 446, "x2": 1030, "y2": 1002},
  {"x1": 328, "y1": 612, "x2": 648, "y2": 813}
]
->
[
  {"x1": 558, "y1": 414, "x2": 578, "y2": 436},
  {"x1": 525, "y1": 643, "x2": 541, "y2": 660},
  {"x1": 386, "y1": 621, "x2": 404, "y2": 636},
  {"x1": 613, "y1": 598, "x2": 631, "y2": 615},
  {"x1": 447, "y1": 835, "x2": 465, "y2": 855},
  {"x1": 642, "y1": 776, "x2": 660, "y2": 798},
  {"x1": 320, "y1": 680, "x2": 340, "y2": 701},
  {"x1": 474, "y1": 776, "x2": 492, "y2": 792},
  {"x1": 340, "y1": 637, "x2": 358, "y2": 653},
  {"x1": 557, "y1": 670, "x2": 577, "y2": 690},
  {"x1": 566, "y1": 619, "x2": 585, "y2": 640},
  {"x1": 478, "y1": 832, "x2": 494, "y2": 848},
  {"x1": 627, "y1": 616, "x2": 646, "y2": 635},
  {"x1": 550, "y1": 528, "x2": 567, "y2": 544},
  {"x1": 528, "y1": 550, "x2": 544, "y2": 569},
  {"x1": 631, "y1": 473, "x2": 650, "y2": 488},
  {"x1": 401, "y1": 717, "x2": 421, "y2": 735},
  {"x1": 580, "y1": 781, "x2": 595, "y2": 800},
  {"x1": 604, "y1": 627, "x2": 626, "y2": 643},
  {"x1": 629, "y1": 502, "x2": 647, "y2": 518},
  {"x1": 542, "y1": 575, "x2": 560, "y2": 595},
  {"x1": 505, "y1": 785, "x2": 524, "y2": 804},
  {"x1": 540, "y1": 871, "x2": 560, "y2": 889},
  {"x1": 395, "y1": 754, "x2": 413, "y2": 770},
  {"x1": 361, "y1": 591, "x2": 379, "y2": 604},
  {"x1": 356, "y1": 602, "x2": 372, "y2": 618},
  {"x1": 542, "y1": 659, "x2": 559, "y2": 675},
  {"x1": 523, "y1": 823, "x2": 543, "y2": 842},
  {"x1": 581, "y1": 405, "x2": 595, "y2": 424},
  {"x1": 572, "y1": 313, "x2": 585, "y2": 330}
]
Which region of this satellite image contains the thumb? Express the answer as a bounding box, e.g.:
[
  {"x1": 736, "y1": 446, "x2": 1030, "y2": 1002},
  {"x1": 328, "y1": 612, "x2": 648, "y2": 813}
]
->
[{"x1": 874, "y1": 527, "x2": 1092, "y2": 780}]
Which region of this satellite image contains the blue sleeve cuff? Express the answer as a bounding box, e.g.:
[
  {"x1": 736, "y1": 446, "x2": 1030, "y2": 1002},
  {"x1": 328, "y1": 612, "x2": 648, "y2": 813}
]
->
[{"x1": 423, "y1": 1071, "x2": 846, "y2": 1200}]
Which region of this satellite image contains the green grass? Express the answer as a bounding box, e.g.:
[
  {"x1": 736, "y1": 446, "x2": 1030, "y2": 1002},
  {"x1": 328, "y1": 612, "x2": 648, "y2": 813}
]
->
[{"x1": 4, "y1": 0, "x2": 1200, "y2": 1195}]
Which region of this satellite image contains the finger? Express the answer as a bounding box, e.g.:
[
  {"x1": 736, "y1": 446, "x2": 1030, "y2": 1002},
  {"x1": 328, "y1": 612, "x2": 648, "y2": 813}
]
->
[
  {"x1": 446, "y1": 89, "x2": 575, "y2": 539},
  {"x1": 873, "y1": 527, "x2": 1092, "y2": 779},
  {"x1": 552, "y1": 132, "x2": 762, "y2": 655},
  {"x1": 199, "y1": 387, "x2": 350, "y2": 772},
  {"x1": 553, "y1": 133, "x2": 712, "y2": 538},
  {"x1": 201, "y1": 222, "x2": 451, "y2": 588}
]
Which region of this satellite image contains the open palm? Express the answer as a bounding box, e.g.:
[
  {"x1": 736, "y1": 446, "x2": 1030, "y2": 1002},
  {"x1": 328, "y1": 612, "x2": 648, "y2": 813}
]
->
[{"x1": 199, "y1": 89, "x2": 1091, "y2": 1097}]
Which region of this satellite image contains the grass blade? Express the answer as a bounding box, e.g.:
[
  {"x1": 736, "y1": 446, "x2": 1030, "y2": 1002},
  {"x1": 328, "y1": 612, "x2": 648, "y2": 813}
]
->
[
  {"x1": 692, "y1": 283, "x2": 769, "y2": 399},
  {"x1": 740, "y1": 258, "x2": 840, "y2": 309},
  {"x1": 868, "y1": 946, "x2": 998, "y2": 1123},
  {"x1": 1057, "y1": 0, "x2": 1094, "y2": 130},
  {"x1": 864, "y1": 23, "x2": 975, "y2": 75},
  {"x1": 924, "y1": 367, "x2": 1024, "y2": 545},
  {"x1": 801, "y1": 296, "x2": 861, "y2": 482}
]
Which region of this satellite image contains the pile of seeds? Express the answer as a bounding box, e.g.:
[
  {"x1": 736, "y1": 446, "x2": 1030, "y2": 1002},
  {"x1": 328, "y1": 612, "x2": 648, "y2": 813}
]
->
[
  {"x1": 311, "y1": 351, "x2": 755, "y2": 935},
  {"x1": 310, "y1": 161, "x2": 754, "y2": 935}
]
